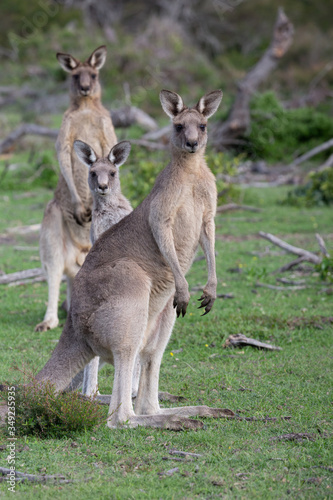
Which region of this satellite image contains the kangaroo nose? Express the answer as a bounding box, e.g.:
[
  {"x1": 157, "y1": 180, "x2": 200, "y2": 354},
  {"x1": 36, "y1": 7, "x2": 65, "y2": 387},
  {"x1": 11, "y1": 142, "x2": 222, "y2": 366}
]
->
[
  {"x1": 186, "y1": 141, "x2": 198, "y2": 148},
  {"x1": 98, "y1": 183, "x2": 108, "y2": 191},
  {"x1": 81, "y1": 85, "x2": 90, "y2": 92}
]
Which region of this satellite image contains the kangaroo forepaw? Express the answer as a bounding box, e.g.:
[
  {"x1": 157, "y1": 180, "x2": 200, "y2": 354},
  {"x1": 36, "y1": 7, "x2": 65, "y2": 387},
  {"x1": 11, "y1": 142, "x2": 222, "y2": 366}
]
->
[{"x1": 198, "y1": 293, "x2": 215, "y2": 316}]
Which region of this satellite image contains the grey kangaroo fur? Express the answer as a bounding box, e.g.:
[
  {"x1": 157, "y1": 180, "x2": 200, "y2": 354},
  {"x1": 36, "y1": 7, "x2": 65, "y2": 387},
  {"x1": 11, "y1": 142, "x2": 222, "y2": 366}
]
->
[
  {"x1": 73, "y1": 139, "x2": 133, "y2": 397},
  {"x1": 35, "y1": 45, "x2": 117, "y2": 332},
  {"x1": 36, "y1": 89, "x2": 235, "y2": 429}
]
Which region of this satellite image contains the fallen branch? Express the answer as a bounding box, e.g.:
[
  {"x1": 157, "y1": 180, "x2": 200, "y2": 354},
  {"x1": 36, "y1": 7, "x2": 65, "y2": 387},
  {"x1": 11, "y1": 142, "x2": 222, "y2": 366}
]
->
[
  {"x1": 5, "y1": 223, "x2": 41, "y2": 235},
  {"x1": 316, "y1": 233, "x2": 330, "y2": 258},
  {"x1": 0, "y1": 124, "x2": 58, "y2": 154},
  {"x1": 142, "y1": 124, "x2": 171, "y2": 141},
  {"x1": 0, "y1": 107, "x2": 158, "y2": 154},
  {"x1": 291, "y1": 138, "x2": 333, "y2": 166},
  {"x1": 130, "y1": 139, "x2": 167, "y2": 150},
  {"x1": 158, "y1": 467, "x2": 179, "y2": 477},
  {"x1": 0, "y1": 268, "x2": 44, "y2": 285},
  {"x1": 269, "y1": 433, "x2": 315, "y2": 442},
  {"x1": 169, "y1": 450, "x2": 203, "y2": 458},
  {"x1": 217, "y1": 293, "x2": 234, "y2": 299},
  {"x1": 276, "y1": 277, "x2": 306, "y2": 285},
  {"x1": 258, "y1": 231, "x2": 321, "y2": 264},
  {"x1": 223, "y1": 333, "x2": 282, "y2": 351},
  {"x1": 0, "y1": 467, "x2": 71, "y2": 484},
  {"x1": 255, "y1": 282, "x2": 307, "y2": 291},
  {"x1": 216, "y1": 203, "x2": 262, "y2": 213},
  {"x1": 110, "y1": 106, "x2": 158, "y2": 131},
  {"x1": 272, "y1": 256, "x2": 306, "y2": 274}
]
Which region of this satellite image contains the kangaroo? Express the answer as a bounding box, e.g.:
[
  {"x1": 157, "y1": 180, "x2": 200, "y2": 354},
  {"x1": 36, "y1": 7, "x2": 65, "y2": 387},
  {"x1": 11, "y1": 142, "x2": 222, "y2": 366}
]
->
[
  {"x1": 36, "y1": 89, "x2": 234, "y2": 429},
  {"x1": 35, "y1": 45, "x2": 117, "y2": 333},
  {"x1": 73, "y1": 139, "x2": 133, "y2": 397}
]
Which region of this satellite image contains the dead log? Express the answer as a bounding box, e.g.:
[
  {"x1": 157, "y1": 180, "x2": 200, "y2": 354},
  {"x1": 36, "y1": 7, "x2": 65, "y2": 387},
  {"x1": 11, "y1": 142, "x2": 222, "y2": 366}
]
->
[
  {"x1": 212, "y1": 8, "x2": 294, "y2": 149},
  {"x1": 255, "y1": 282, "x2": 307, "y2": 291},
  {"x1": 0, "y1": 467, "x2": 71, "y2": 484},
  {"x1": 0, "y1": 107, "x2": 158, "y2": 154},
  {"x1": 0, "y1": 85, "x2": 39, "y2": 108},
  {"x1": 272, "y1": 256, "x2": 306, "y2": 274},
  {"x1": 216, "y1": 203, "x2": 262, "y2": 213},
  {"x1": 0, "y1": 268, "x2": 44, "y2": 285},
  {"x1": 110, "y1": 106, "x2": 158, "y2": 131},
  {"x1": 258, "y1": 231, "x2": 321, "y2": 264},
  {"x1": 223, "y1": 333, "x2": 282, "y2": 351},
  {"x1": 0, "y1": 124, "x2": 58, "y2": 154},
  {"x1": 130, "y1": 139, "x2": 167, "y2": 150},
  {"x1": 291, "y1": 138, "x2": 333, "y2": 167}
]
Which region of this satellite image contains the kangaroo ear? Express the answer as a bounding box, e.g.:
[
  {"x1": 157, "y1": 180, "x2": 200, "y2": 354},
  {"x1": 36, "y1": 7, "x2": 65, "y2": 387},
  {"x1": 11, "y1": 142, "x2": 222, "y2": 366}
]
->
[
  {"x1": 56, "y1": 52, "x2": 79, "y2": 72},
  {"x1": 160, "y1": 90, "x2": 185, "y2": 118},
  {"x1": 108, "y1": 141, "x2": 131, "y2": 168},
  {"x1": 195, "y1": 90, "x2": 223, "y2": 119},
  {"x1": 87, "y1": 45, "x2": 107, "y2": 70},
  {"x1": 74, "y1": 140, "x2": 97, "y2": 168}
]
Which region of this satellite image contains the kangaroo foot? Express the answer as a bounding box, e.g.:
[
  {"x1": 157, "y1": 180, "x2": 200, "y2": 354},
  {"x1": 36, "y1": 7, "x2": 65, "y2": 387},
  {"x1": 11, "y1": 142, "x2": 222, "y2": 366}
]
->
[
  {"x1": 107, "y1": 414, "x2": 204, "y2": 430},
  {"x1": 35, "y1": 318, "x2": 59, "y2": 332},
  {"x1": 158, "y1": 391, "x2": 187, "y2": 403}
]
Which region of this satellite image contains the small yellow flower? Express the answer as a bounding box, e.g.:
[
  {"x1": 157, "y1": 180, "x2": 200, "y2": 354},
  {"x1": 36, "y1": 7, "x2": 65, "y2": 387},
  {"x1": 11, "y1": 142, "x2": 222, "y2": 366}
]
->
[
  {"x1": 205, "y1": 344, "x2": 209, "y2": 347},
  {"x1": 238, "y1": 263, "x2": 243, "y2": 268},
  {"x1": 170, "y1": 352, "x2": 174, "y2": 356}
]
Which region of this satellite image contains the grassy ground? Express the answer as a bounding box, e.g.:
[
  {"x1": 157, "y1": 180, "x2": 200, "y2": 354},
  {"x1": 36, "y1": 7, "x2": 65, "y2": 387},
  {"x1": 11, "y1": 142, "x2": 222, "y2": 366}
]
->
[{"x1": 0, "y1": 186, "x2": 332, "y2": 499}]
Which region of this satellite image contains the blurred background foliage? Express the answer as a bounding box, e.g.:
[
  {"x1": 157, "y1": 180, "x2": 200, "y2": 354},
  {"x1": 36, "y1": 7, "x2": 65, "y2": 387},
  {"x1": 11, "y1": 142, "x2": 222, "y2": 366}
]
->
[{"x1": 0, "y1": 0, "x2": 332, "y2": 205}]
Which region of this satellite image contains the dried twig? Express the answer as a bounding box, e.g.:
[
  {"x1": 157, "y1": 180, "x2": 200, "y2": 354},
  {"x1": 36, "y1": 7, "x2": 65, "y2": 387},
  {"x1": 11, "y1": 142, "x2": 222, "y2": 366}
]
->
[
  {"x1": 0, "y1": 124, "x2": 58, "y2": 154},
  {"x1": 130, "y1": 139, "x2": 167, "y2": 150},
  {"x1": 169, "y1": 450, "x2": 203, "y2": 458},
  {"x1": 217, "y1": 203, "x2": 261, "y2": 213},
  {"x1": 315, "y1": 233, "x2": 330, "y2": 258},
  {"x1": 255, "y1": 282, "x2": 307, "y2": 291},
  {"x1": 272, "y1": 256, "x2": 306, "y2": 274},
  {"x1": 223, "y1": 333, "x2": 282, "y2": 351},
  {"x1": 269, "y1": 433, "x2": 315, "y2": 442},
  {"x1": 0, "y1": 467, "x2": 71, "y2": 484},
  {"x1": 276, "y1": 277, "x2": 306, "y2": 285}
]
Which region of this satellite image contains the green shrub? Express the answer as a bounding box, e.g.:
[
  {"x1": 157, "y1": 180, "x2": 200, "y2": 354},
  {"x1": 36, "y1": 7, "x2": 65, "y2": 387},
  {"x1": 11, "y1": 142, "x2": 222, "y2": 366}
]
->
[
  {"x1": 247, "y1": 92, "x2": 333, "y2": 163},
  {"x1": 315, "y1": 255, "x2": 333, "y2": 283},
  {"x1": 2, "y1": 379, "x2": 106, "y2": 439},
  {"x1": 282, "y1": 167, "x2": 333, "y2": 207},
  {"x1": 206, "y1": 150, "x2": 242, "y2": 203}
]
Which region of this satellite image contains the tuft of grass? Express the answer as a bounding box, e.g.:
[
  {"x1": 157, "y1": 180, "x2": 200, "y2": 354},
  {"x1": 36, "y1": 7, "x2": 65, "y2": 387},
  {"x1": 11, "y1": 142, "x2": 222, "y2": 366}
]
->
[{"x1": 2, "y1": 379, "x2": 107, "y2": 439}]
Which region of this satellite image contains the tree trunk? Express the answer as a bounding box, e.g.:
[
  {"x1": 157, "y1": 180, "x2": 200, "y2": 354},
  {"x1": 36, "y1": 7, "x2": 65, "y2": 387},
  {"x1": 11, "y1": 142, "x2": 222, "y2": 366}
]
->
[{"x1": 212, "y1": 8, "x2": 294, "y2": 149}]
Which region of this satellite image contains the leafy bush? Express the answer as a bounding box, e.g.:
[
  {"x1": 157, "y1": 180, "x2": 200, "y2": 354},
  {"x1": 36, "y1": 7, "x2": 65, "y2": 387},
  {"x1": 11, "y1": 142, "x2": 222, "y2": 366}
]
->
[
  {"x1": 282, "y1": 168, "x2": 333, "y2": 207},
  {"x1": 247, "y1": 92, "x2": 333, "y2": 163},
  {"x1": 316, "y1": 255, "x2": 333, "y2": 283},
  {"x1": 3, "y1": 379, "x2": 106, "y2": 438},
  {"x1": 206, "y1": 150, "x2": 241, "y2": 203}
]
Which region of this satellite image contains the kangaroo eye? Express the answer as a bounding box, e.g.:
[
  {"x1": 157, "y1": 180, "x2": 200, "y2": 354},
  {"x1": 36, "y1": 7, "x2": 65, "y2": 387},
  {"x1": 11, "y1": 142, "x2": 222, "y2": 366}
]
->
[
  {"x1": 73, "y1": 74, "x2": 79, "y2": 80},
  {"x1": 91, "y1": 171, "x2": 96, "y2": 177},
  {"x1": 200, "y1": 124, "x2": 206, "y2": 131},
  {"x1": 175, "y1": 124, "x2": 183, "y2": 132},
  {"x1": 110, "y1": 172, "x2": 115, "y2": 177},
  {"x1": 91, "y1": 74, "x2": 96, "y2": 80}
]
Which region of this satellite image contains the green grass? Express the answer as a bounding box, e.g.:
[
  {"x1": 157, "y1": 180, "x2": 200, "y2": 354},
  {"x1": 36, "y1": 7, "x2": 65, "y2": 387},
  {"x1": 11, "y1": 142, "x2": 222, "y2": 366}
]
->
[{"x1": 0, "y1": 186, "x2": 332, "y2": 499}]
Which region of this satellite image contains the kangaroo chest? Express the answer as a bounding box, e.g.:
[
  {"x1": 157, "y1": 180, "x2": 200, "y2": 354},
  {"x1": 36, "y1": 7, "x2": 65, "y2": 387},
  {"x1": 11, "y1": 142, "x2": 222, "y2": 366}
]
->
[{"x1": 172, "y1": 180, "x2": 214, "y2": 271}]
